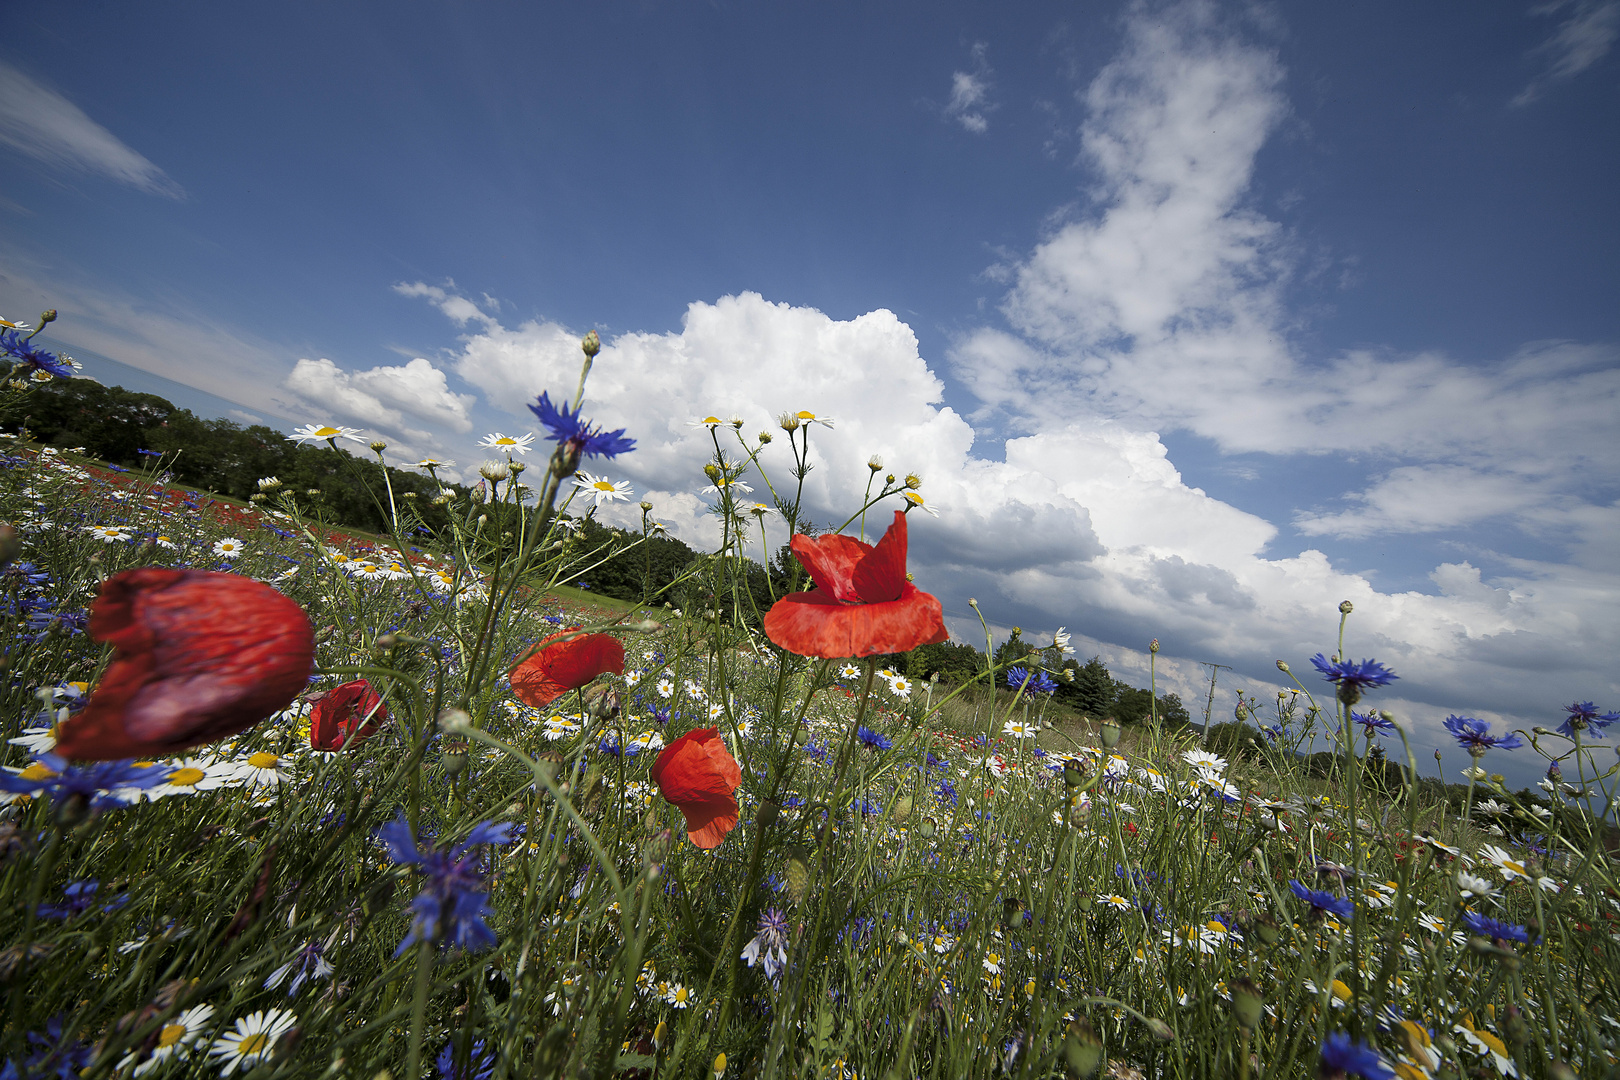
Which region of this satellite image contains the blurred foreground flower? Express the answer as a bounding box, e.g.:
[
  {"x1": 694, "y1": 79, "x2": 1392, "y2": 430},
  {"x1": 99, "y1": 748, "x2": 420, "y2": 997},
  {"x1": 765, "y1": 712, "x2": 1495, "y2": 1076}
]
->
[
  {"x1": 54, "y1": 569, "x2": 314, "y2": 760},
  {"x1": 651, "y1": 727, "x2": 741, "y2": 849},
  {"x1": 1317, "y1": 1031, "x2": 1395, "y2": 1080},
  {"x1": 378, "y1": 813, "x2": 514, "y2": 954},
  {"x1": 764, "y1": 510, "x2": 948, "y2": 658},
  {"x1": 508, "y1": 632, "x2": 625, "y2": 708},
  {"x1": 308, "y1": 679, "x2": 388, "y2": 752}
]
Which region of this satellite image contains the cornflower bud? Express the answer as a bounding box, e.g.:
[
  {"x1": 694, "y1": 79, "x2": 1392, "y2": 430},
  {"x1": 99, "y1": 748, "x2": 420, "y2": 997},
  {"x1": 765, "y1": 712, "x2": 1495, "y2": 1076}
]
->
[
  {"x1": 39, "y1": 309, "x2": 57, "y2": 325},
  {"x1": 1276, "y1": 659, "x2": 1290, "y2": 673},
  {"x1": 1339, "y1": 600, "x2": 1354, "y2": 614},
  {"x1": 1149, "y1": 638, "x2": 1160, "y2": 653},
  {"x1": 580, "y1": 330, "x2": 601, "y2": 357}
]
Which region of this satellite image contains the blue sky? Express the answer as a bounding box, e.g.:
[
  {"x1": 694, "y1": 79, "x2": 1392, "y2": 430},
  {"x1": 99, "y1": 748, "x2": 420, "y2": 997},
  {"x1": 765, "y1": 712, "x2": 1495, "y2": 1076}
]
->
[{"x1": 3, "y1": 0, "x2": 1617, "y2": 790}]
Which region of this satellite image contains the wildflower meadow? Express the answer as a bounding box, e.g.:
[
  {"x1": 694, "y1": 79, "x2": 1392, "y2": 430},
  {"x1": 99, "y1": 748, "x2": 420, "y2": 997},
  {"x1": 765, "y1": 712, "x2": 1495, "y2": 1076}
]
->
[{"x1": 2, "y1": 311, "x2": 1619, "y2": 1080}]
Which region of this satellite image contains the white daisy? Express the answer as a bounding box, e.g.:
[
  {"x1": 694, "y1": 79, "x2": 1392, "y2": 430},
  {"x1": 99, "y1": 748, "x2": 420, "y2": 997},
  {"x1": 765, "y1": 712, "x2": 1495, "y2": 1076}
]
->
[
  {"x1": 1457, "y1": 870, "x2": 1496, "y2": 898},
  {"x1": 572, "y1": 471, "x2": 634, "y2": 506},
  {"x1": 150, "y1": 757, "x2": 241, "y2": 799},
  {"x1": 839, "y1": 663, "x2": 861, "y2": 679},
  {"x1": 688, "y1": 415, "x2": 727, "y2": 429},
  {"x1": 656, "y1": 678, "x2": 675, "y2": 699},
  {"x1": 412, "y1": 457, "x2": 455, "y2": 469},
  {"x1": 479, "y1": 432, "x2": 535, "y2": 455},
  {"x1": 234, "y1": 751, "x2": 291, "y2": 788},
  {"x1": 350, "y1": 561, "x2": 388, "y2": 582},
  {"x1": 1002, "y1": 720, "x2": 1036, "y2": 740},
  {"x1": 288, "y1": 423, "x2": 363, "y2": 445},
  {"x1": 887, "y1": 676, "x2": 912, "y2": 699},
  {"x1": 624, "y1": 670, "x2": 643, "y2": 688},
  {"x1": 83, "y1": 524, "x2": 132, "y2": 542},
  {"x1": 1182, "y1": 749, "x2": 1228, "y2": 773},
  {"x1": 153, "y1": 535, "x2": 178, "y2": 549},
  {"x1": 1479, "y1": 844, "x2": 1532, "y2": 882},
  {"x1": 1098, "y1": 893, "x2": 1133, "y2": 911},
  {"x1": 790, "y1": 410, "x2": 834, "y2": 428},
  {"x1": 701, "y1": 476, "x2": 754, "y2": 495},
  {"x1": 209, "y1": 1008, "x2": 297, "y2": 1075},
  {"x1": 125, "y1": 1003, "x2": 216, "y2": 1076},
  {"x1": 902, "y1": 490, "x2": 940, "y2": 517},
  {"x1": 212, "y1": 538, "x2": 245, "y2": 559}
]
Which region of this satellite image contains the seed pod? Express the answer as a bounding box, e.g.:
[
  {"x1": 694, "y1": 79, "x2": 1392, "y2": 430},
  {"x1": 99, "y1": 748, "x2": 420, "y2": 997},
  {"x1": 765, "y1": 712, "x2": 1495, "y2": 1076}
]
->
[{"x1": 1063, "y1": 1019, "x2": 1103, "y2": 1078}]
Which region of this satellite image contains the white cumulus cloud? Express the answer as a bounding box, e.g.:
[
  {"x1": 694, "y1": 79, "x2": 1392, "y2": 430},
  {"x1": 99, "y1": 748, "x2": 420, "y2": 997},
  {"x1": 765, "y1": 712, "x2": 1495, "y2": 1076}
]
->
[{"x1": 285, "y1": 356, "x2": 475, "y2": 444}]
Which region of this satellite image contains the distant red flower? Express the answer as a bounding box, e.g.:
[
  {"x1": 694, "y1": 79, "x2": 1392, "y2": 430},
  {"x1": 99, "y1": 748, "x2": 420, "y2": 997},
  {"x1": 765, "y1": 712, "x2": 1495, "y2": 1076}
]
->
[
  {"x1": 763, "y1": 510, "x2": 949, "y2": 659},
  {"x1": 650, "y1": 727, "x2": 742, "y2": 849},
  {"x1": 508, "y1": 632, "x2": 625, "y2": 708},
  {"x1": 309, "y1": 679, "x2": 388, "y2": 751},
  {"x1": 54, "y1": 569, "x2": 314, "y2": 761}
]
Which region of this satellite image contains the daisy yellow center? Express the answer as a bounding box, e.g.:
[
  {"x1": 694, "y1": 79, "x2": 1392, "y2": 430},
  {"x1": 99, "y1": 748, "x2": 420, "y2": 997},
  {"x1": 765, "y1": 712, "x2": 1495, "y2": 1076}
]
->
[
  {"x1": 169, "y1": 767, "x2": 206, "y2": 786},
  {"x1": 158, "y1": 1023, "x2": 187, "y2": 1048},
  {"x1": 494, "y1": 437, "x2": 517, "y2": 445},
  {"x1": 20, "y1": 762, "x2": 57, "y2": 781},
  {"x1": 313, "y1": 426, "x2": 342, "y2": 437},
  {"x1": 236, "y1": 1033, "x2": 269, "y2": 1056},
  {"x1": 591, "y1": 480, "x2": 614, "y2": 491},
  {"x1": 1504, "y1": 859, "x2": 1525, "y2": 874},
  {"x1": 1330, "y1": 979, "x2": 1353, "y2": 1002},
  {"x1": 247, "y1": 752, "x2": 279, "y2": 769},
  {"x1": 701, "y1": 416, "x2": 722, "y2": 424},
  {"x1": 796, "y1": 410, "x2": 816, "y2": 419}
]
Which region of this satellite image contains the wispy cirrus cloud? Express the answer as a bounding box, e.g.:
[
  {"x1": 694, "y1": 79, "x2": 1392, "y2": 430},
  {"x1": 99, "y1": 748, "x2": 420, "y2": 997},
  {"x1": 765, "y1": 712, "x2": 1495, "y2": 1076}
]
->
[
  {"x1": 944, "y1": 42, "x2": 995, "y2": 133},
  {"x1": 1512, "y1": 0, "x2": 1620, "y2": 106},
  {"x1": 0, "y1": 61, "x2": 183, "y2": 198}
]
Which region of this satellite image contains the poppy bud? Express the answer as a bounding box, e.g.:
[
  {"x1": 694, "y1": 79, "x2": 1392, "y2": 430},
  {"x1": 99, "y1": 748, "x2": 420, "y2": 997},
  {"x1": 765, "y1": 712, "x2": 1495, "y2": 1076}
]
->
[
  {"x1": 54, "y1": 569, "x2": 313, "y2": 760},
  {"x1": 309, "y1": 680, "x2": 388, "y2": 752},
  {"x1": 756, "y1": 799, "x2": 779, "y2": 830},
  {"x1": 1100, "y1": 719, "x2": 1122, "y2": 750},
  {"x1": 1230, "y1": 978, "x2": 1264, "y2": 1030}
]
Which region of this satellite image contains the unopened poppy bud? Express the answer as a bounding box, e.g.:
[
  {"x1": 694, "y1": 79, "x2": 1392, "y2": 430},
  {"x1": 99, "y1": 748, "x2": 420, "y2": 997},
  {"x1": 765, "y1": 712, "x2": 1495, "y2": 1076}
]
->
[
  {"x1": 1230, "y1": 978, "x2": 1264, "y2": 1030},
  {"x1": 1100, "y1": 719, "x2": 1122, "y2": 750},
  {"x1": 1063, "y1": 759, "x2": 1086, "y2": 790},
  {"x1": 1339, "y1": 600, "x2": 1353, "y2": 614},
  {"x1": 1002, "y1": 896, "x2": 1024, "y2": 923},
  {"x1": 1251, "y1": 914, "x2": 1280, "y2": 946},
  {"x1": 756, "y1": 799, "x2": 779, "y2": 830},
  {"x1": 374, "y1": 633, "x2": 398, "y2": 652},
  {"x1": 1063, "y1": 1019, "x2": 1103, "y2": 1077},
  {"x1": 442, "y1": 740, "x2": 468, "y2": 777},
  {"x1": 1547, "y1": 1062, "x2": 1577, "y2": 1080},
  {"x1": 652, "y1": 1021, "x2": 667, "y2": 1050},
  {"x1": 581, "y1": 330, "x2": 601, "y2": 357}
]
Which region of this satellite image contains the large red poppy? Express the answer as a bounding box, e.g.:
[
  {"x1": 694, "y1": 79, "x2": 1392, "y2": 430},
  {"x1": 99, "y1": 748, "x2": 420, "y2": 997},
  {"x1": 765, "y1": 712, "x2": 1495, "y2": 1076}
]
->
[
  {"x1": 508, "y1": 631, "x2": 625, "y2": 708},
  {"x1": 650, "y1": 727, "x2": 742, "y2": 849},
  {"x1": 763, "y1": 510, "x2": 949, "y2": 659},
  {"x1": 308, "y1": 679, "x2": 388, "y2": 751},
  {"x1": 54, "y1": 569, "x2": 315, "y2": 761}
]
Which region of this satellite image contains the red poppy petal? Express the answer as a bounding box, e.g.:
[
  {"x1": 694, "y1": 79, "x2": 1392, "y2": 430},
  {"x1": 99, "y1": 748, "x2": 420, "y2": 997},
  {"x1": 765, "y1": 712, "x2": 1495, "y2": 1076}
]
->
[
  {"x1": 56, "y1": 569, "x2": 314, "y2": 760},
  {"x1": 851, "y1": 511, "x2": 907, "y2": 603},
  {"x1": 683, "y1": 799, "x2": 740, "y2": 849},
  {"x1": 789, "y1": 532, "x2": 871, "y2": 603},
  {"x1": 509, "y1": 633, "x2": 624, "y2": 708},
  {"x1": 763, "y1": 584, "x2": 948, "y2": 658}
]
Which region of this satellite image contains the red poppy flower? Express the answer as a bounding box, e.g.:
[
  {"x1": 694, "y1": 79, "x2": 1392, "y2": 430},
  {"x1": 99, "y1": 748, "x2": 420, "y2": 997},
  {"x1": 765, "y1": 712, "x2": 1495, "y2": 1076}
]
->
[
  {"x1": 54, "y1": 568, "x2": 315, "y2": 761},
  {"x1": 650, "y1": 727, "x2": 742, "y2": 849},
  {"x1": 763, "y1": 510, "x2": 949, "y2": 658},
  {"x1": 309, "y1": 679, "x2": 388, "y2": 751},
  {"x1": 508, "y1": 632, "x2": 625, "y2": 708}
]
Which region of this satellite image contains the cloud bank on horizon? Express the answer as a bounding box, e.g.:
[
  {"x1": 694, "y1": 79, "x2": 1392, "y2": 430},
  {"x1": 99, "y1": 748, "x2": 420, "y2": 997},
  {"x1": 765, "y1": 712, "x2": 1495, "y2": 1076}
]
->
[{"x1": 2, "y1": 1, "x2": 1615, "y2": 783}]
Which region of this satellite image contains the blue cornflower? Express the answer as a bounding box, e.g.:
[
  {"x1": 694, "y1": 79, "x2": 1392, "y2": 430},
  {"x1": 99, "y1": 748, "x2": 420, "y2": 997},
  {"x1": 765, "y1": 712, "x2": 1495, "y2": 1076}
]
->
[
  {"x1": 1005, "y1": 666, "x2": 1059, "y2": 694},
  {"x1": 936, "y1": 779, "x2": 958, "y2": 806},
  {"x1": 136, "y1": 448, "x2": 163, "y2": 457},
  {"x1": 1, "y1": 329, "x2": 76, "y2": 378},
  {"x1": 1461, "y1": 910, "x2": 1536, "y2": 945},
  {"x1": 855, "y1": 726, "x2": 892, "y2": 751},
  {"x1": 16, "y1": 1015, "x2": 95, "y2": 1080},
  {"x1": 1558, "y1": 701, "x2": 1619, "y2": 740},
  {"x1": 376, "y1": 813, "x2": 514, "y2": 956},
  {"x1": 1289, "y1": 879, "x2": 1355, "y2": 920},
  {"x1": 741, "y1": 907, "x2": 791, "y2": 988},
  {"x1": 1318, "y1": 1032, "x2": 1396, "y2": 1080},
  {"x1": 1310, "y1": 654, "x2": 1398, "y2": 702},
  {"x1": 435, "y1": 1039, "x2": 496, "y2": 1080},
  {"x1": 36, "y1": 880, "x2": 127, "y2": 920},
  {"x1": 802, "y1": 739, "x2": 830, "y2": 763},
  {"x1": 1443, "y1": 715, "x2": 1524, "y2": 757},
  {"x1": 529, "y1": 391, "x2": 636, "y2": 461},
  {"x1": 925, "y1": 751, "x2": 949, "y2": 772},
  {"x1": 1352, "y1": 711, "x2": 1396, "y2": 738},
  {"x1": 264, "y1": 940, "x2": 335, "y2": 995},
  {"x1": 0, "y1": 753, "x2": 165, "y2": 814}
]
